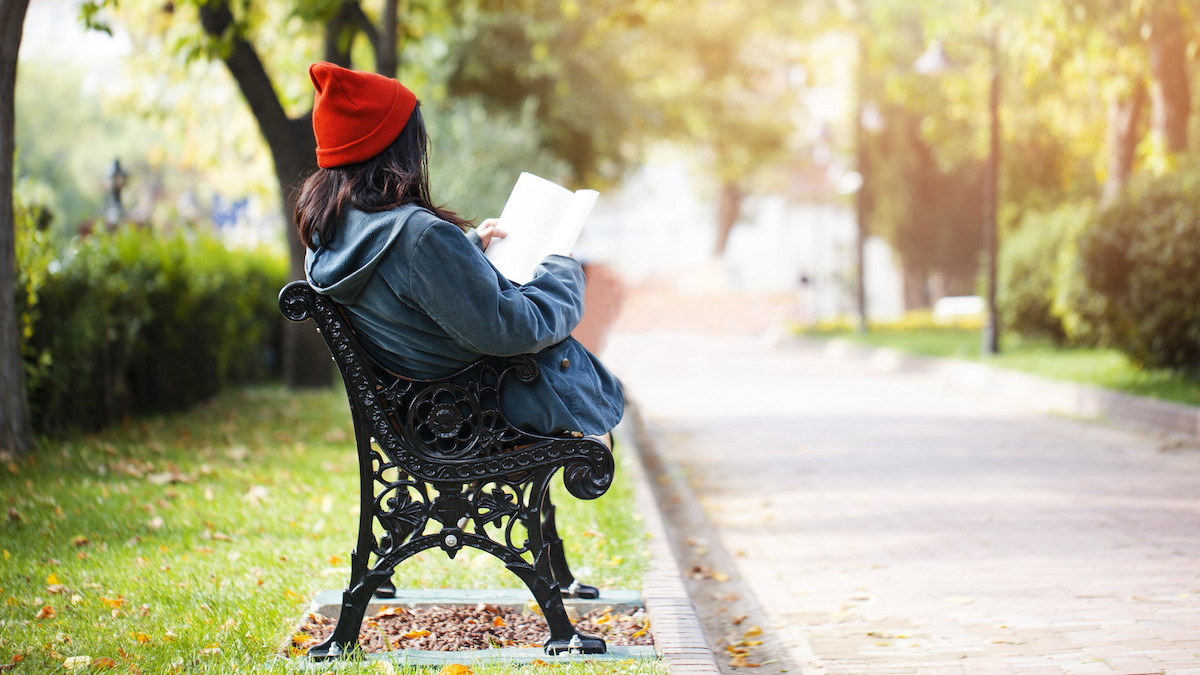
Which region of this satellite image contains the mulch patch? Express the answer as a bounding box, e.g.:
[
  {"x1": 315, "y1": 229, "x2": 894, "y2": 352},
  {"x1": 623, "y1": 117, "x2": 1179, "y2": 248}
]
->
[{"x1": 290, "y1": 603, "x2": 652, "y2": 654}]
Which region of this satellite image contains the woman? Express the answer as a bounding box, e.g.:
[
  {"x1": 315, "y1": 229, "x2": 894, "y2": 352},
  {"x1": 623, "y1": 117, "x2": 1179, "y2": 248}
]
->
[{"x1": 297, "y1": 62, "x2": 624, "y2": 437}]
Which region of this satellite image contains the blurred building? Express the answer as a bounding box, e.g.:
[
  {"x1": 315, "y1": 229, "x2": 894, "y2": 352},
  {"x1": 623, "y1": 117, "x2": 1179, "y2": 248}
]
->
[{"x1": 578, "y1": 148, "x2": 903, "y2": 326}]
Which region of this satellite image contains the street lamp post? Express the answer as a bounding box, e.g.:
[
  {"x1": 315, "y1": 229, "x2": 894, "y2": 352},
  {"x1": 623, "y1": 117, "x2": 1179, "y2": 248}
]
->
[
  {"x1": 914, "y1": 35, "x2": 1001, "y2": 355},
  {"x1": 105, "y1": 158, "x2": 128, "y2": 226}
]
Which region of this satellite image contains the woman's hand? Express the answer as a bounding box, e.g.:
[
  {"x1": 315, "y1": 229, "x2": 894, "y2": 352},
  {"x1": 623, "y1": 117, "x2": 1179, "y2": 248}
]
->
[{"x1": 476, "y1": 219, "x2": 507, "y2": 251}]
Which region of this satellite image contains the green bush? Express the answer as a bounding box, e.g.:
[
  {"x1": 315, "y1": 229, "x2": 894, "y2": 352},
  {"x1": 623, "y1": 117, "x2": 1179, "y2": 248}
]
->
[
  {"x1": 16, "y1": 211, "x2": 287, "y2": 433},
  {"x1": 998, "y1": 204, "x2": 1091, "y2": 343},
  {"x1": 1076, "y1": 165, "x2": 1200, "y2": 373}
]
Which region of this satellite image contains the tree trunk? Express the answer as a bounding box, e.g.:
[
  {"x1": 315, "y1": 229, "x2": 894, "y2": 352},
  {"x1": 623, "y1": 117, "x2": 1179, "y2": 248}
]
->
[
  {"x1": 713, "y1": 181, "x2": 741, "y2": 256},
  {"x1": 378, "y1": 0, "x2": 399, "y2": 76},
  {"x1": 0, "y1": 0, "x2": 34, "y2": 454},
  {"x1": 1103, "y1": 81, "x2": 1146, "y2": 205},
  {"x1": 1147, "y1": 0, "x2": 1189, "y2": 153},
  {"x1": 199, "y1": 1, "x2": 331, "y2": 388}
]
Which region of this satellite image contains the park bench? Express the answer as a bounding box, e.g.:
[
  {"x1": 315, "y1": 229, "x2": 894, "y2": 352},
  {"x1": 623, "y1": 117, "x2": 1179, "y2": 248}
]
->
[{"x1": 279, "y1": 281, "x2": 614, "y2": 659}]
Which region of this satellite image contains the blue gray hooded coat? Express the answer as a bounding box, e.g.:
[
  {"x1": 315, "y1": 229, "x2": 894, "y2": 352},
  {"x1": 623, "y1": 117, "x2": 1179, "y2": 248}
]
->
[{"x1": 304, "y1": 204, "x2": 624, "y2": 436}]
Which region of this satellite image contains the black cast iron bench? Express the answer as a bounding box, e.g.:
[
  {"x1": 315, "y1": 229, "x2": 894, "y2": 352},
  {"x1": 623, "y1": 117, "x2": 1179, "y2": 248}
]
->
[{"x1": 279, "y1": 281, "x2": 614, "y2": 659}]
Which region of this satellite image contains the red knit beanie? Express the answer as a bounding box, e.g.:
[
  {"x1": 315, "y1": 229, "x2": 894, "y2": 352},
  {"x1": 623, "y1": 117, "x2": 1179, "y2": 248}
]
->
[{"x1": 309, "y1": 62, "x2": 418, "y2": 169}]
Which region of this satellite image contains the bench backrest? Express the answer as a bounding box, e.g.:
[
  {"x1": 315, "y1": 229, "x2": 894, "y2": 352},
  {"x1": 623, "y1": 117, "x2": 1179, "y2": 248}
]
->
[{"x1": 279, "y1": 281, "x2": 612, "y2": 498}]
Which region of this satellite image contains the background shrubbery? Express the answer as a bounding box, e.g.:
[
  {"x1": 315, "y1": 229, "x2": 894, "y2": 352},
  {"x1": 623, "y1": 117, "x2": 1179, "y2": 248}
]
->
[
  {"x1": 1000, "y1": 163, "x2": 1200, "y2": 374},
  {"x1": 1076, "y1": 166, "x2": 1200, "y2": 373},
  {"x1": 16, "y1": 208, "x2": 287, "y2": 434}
]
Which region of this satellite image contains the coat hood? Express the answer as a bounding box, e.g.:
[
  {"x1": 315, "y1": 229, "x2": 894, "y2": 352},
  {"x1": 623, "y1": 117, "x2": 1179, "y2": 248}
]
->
[{"x1": 304, "y1": 206, "x2": 418, "y2": 304}]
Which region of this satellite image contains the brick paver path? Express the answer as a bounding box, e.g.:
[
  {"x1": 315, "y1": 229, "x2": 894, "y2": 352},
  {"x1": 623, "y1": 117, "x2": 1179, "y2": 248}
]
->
[{"x1": 605, "y1": 332, "x2": 1200, "y2": 675}]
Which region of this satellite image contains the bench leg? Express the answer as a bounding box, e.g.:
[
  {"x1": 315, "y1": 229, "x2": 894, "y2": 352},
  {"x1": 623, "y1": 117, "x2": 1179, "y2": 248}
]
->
[
  {"x1": 308, "y1": 552, "x2": 394, "y2": 660},
  {"x1": 540, "y1": 499, "x2": 601, "y2": 599}
]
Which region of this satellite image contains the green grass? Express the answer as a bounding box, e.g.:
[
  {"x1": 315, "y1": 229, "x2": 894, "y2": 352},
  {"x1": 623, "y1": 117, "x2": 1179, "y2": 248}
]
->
[
  {"x1": 0, "y1": 386, "x2": 660, "y2": 674},
  {"x1": 812, "y1": 326, "x2": 1200, "y2": 408}
]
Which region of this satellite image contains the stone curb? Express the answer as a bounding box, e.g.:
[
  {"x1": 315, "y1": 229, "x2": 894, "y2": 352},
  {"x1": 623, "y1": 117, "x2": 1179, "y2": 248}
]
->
[
  {"x1": 819, "y1": 338, "x2": 1200, "y2": 438},
  {"x1": 615, "y1": 416, "x2": 724, "y2": 675}
]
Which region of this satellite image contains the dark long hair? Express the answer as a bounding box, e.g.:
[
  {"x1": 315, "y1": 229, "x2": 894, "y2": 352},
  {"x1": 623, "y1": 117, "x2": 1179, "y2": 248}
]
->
[{"x1": 294, "y1": 104, "x2": 471, "y2": 249}]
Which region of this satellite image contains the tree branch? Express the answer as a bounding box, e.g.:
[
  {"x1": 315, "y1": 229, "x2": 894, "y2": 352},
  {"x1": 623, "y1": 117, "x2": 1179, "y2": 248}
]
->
[
  {"x1": 346, "y1": 1, "x2": 379, "y2": 51},
  {"x1": 197, "y1": 1, "x2": 299, "y2": 169}
]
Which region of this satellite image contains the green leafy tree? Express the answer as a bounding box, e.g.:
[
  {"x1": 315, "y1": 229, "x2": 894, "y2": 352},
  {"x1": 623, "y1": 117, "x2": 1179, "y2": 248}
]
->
[
  {"x1": 630, "y1": 0, "x2": 796, "y2": 254},
  {"x1": 81, "y1": 0, "x2": 660, "y2": 387}
]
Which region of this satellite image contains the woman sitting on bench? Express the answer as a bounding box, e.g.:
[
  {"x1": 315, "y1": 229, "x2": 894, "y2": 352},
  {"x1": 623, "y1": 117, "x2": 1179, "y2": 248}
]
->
[{"x1": 296, "y1": 62, "x2": 623, "y2": 439}]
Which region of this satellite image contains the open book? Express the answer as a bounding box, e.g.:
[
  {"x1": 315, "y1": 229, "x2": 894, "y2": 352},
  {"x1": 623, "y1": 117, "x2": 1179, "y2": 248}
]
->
[{"x1": 484, "y1": 172, "x2": 599, "y2": 285}]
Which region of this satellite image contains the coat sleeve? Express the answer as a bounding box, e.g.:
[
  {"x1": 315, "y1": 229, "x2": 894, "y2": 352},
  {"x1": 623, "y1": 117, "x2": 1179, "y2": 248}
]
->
[{"x1": 407, "y1": 219, "x2": 586, "y2": 357}]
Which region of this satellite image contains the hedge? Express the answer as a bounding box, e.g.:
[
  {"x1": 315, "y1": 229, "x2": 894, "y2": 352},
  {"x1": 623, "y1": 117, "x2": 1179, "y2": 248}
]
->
[
  {"x1": 997, "y1": 204, "x2": 1088, "y2": 343},
  {"x1": 16, "y1": 211, "x2": 288, "y2": 433},
  {"x1": 1076, "y1": 165, "x2": 1200, "y2": 373}
]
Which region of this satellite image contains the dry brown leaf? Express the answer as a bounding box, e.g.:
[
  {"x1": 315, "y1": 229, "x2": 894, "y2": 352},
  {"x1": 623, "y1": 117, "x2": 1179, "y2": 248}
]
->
[
  {"x1": 92, "y1": 657, "x2": 116, "y2": 669},
  {"x1": 46, "y1": 584, "x2": 66, "y2": 594},
  {"x1": 35, "y1": 605, "x2": 55, "y2": 620},
  {"x1": 72, "y1": 536, "x2": 89, "y2": 547},
  {"x1": 62, "y1": 656, "x2": 90, "y2": 670},
  {"x1": 492, "y1": 616, "x2": 505, "y2": 627}
]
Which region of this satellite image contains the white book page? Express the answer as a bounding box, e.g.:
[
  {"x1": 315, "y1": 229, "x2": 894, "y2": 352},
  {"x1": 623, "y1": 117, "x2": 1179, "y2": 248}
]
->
[
  {"x1": 485, "y1": 173, "x2": 574, "y2": 284},
  {"x1": 546, "y1": 189, "x2": 599, "y2": 257}
]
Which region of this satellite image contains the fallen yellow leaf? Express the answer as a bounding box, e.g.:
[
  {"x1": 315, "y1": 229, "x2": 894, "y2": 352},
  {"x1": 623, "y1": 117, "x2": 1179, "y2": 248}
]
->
[
  {"x1": 743, "y1": 626, "x2": 763, "y2": 638},
  {"x1": 134, "y1": 633, "x2": 151, "y2": 645},
  {"x1": 35, "y1": 605, "x2": 55, "y2": 620},
  {"x1": 101, "y1": 596, "x2": 124, "y2": 610},
  {"x1": 530, "y1": 660, "x2": 550, "y2": 667},
  {"x1": 438, "y1": 665, "x2": 473, "y2": 675},
  {"x1": 375, "y1": 606, "x2": 407, "y2": 617},
  {"x1": 492, "y1": 616, "x2": 505, "y2": 627},
  {"x1": 402, "y1": 629, "x2": 430, "y2": 639},
  {"x1": 46, "y1": 573, "x2": 60, "y2": 585}
]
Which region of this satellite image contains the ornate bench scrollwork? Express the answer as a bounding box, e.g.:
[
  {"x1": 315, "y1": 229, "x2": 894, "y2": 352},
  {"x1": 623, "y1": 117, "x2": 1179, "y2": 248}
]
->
[{"x1": 279, "y1": 281, "x2": 614, "y2": 659}]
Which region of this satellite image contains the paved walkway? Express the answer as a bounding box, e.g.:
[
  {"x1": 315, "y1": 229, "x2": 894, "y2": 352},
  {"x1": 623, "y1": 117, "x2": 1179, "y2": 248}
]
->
[{"x1": 604, "y1": 330, "x2": 1200, "y2": 675}]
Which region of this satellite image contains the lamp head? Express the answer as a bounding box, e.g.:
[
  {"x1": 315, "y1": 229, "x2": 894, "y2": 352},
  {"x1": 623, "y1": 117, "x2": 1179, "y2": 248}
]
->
[{"x1": 107, "y1": 159, "x2": 128, "y2": 191}]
